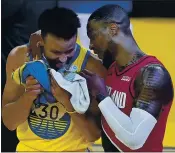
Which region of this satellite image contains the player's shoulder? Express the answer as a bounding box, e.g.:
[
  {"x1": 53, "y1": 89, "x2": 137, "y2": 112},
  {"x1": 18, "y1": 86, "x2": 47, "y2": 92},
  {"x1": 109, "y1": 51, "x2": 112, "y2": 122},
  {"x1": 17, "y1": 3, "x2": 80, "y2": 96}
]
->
[
  {"x1": 88, "y1": 52, "x2": 102, "y2": 62},
  {"x1": 85, "y1": 53, "x2": 107, "y2": 78},
  {"x1": 7, "y1": 44, "x2": 28, "y2": 69},
  {"x1": 138, "y1": 63, "x2": 174, "y2": 103},
  {"x1": 138, "y1": 63, "x2": 172, "y2": 86},
  {"x1": 141, "y1": 64, "x2": 170, "y2": 82},
  {"x1": 8, "y1": 44, "x2": 28, "y2": 58},
  {"x1": 86, "y1": 53, "x2": 103, "y2": 68}
]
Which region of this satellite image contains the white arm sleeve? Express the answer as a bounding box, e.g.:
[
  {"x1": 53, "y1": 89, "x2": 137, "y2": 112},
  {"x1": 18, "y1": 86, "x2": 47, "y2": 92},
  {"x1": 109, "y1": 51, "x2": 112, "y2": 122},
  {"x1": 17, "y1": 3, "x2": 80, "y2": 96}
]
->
[{"x1": 98, "y1": 97, "x2": 157, "y2": 150}]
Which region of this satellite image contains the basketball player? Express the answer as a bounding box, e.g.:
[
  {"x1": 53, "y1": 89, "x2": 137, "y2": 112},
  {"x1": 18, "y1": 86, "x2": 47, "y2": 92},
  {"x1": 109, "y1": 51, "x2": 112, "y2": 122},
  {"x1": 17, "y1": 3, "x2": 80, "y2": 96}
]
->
[
  {"x1": 2, "y1": 7, "x2": 107, "y2": 152},
  {"x1": 81, "y1": 4, "x2": 174, "y2": 152}
]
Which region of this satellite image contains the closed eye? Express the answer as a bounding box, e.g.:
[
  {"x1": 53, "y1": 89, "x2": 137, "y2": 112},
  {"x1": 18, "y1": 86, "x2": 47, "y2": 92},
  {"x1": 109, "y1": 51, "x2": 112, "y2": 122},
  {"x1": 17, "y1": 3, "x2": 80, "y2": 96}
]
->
[{"x1": 64, "y1": 48, "x2": 74, "y2": 54}]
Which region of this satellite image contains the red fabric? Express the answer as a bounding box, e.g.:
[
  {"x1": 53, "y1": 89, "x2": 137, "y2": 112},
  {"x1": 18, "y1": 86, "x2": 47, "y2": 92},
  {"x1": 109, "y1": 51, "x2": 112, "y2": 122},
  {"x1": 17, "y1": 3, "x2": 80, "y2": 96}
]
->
[{"x1": 102, "y1": 56, "x2": 172, "y2": 152}]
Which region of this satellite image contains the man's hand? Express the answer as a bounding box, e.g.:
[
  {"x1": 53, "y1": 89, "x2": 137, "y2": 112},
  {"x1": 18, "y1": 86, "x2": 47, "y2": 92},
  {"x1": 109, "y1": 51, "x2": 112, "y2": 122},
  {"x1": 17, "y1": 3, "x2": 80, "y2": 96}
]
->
[
  {"x1": 28, "y1": 30, "x2": 43, "y2": 59},
  {"x1": 24, "y1": 76, "x2": 43, "y2": 101},
  {"x1": 80, "y1": 69, "x2": 108, "y2": 98},
  {"x1": 50, "y1": 75, "x2": 72, "y2": 110}
]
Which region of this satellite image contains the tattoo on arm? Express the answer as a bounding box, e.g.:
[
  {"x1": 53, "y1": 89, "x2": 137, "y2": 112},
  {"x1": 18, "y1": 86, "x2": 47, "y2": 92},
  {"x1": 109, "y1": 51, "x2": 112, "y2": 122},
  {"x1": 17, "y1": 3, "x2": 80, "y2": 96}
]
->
[{"x1": 134, "y1": 64, "x2": 174, "y2": 119}]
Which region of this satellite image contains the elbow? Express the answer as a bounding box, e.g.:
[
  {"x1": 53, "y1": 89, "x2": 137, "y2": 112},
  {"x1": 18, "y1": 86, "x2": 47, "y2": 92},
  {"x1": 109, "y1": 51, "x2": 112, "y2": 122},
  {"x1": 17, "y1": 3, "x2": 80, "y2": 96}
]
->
[
  {"x1": 128, "y1": 142, "x2": 143, "y2": 150},
  {"x1": 92, "y1": 131, "x2": 101, "y2": 142},
  {"x1": 5, "y1": 125, "x2": 16, "y2": 131},
  {"x1": 86, "y1": 130, "x2": 101, "y2": 142},
  {"x1": 2, "y1": 110, "x2": 16, "y2": 131},
  {"x1": 2, "y1": 118, "x2": 16, "y2": 131},
  {"x1": 124, "y1": 137, "x2": 145, "y2": 150}
]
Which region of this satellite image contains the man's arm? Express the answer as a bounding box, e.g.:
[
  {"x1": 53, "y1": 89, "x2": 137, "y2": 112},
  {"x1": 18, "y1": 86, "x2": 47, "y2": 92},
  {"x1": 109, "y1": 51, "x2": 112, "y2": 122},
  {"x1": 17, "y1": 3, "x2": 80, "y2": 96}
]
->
[
  {"x1": 53, "y1": 55, "x2": 107, "y2": 142},
  {"x1": 2, "y1": 46, "x2": 41, "y2": 131},
  {"x1": 98, "y1": 64, "x2": 174, "y2": 149},
  {"x1": 134, "y1": 64, "x2": 174, "y2": 117},
  {"x1": 69, "y1": 55, "x2": 107, "y2": 141}
]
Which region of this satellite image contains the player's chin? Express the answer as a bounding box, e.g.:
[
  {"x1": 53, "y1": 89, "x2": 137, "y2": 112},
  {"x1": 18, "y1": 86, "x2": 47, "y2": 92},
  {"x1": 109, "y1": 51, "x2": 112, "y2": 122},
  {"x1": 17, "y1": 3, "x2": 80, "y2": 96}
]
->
[{"x1": 56, "y1": 63, "x2": 65, "y2": 69}]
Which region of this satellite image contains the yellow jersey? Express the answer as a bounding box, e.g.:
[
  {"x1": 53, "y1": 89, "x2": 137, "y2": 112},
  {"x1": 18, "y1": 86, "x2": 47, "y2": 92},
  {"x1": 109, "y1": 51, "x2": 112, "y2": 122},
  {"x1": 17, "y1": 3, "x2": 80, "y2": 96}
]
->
[{"x1": 16, "y1": 42, "x2": 92, "y2": 152}]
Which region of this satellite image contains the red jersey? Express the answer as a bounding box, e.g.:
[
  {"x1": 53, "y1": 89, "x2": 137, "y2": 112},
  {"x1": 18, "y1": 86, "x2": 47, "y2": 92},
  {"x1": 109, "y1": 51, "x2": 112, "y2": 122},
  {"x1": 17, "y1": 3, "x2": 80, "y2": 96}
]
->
[{"x1": 102, "y1": 55, "x2": 172, "y2": 152}]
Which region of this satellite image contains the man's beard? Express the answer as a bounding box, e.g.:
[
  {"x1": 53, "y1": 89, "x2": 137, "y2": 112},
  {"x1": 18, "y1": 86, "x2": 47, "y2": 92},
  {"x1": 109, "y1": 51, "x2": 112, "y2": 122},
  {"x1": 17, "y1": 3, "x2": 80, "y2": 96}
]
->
[{"x1": 47, "y1": 57, "x2": 72, "y2": 71}]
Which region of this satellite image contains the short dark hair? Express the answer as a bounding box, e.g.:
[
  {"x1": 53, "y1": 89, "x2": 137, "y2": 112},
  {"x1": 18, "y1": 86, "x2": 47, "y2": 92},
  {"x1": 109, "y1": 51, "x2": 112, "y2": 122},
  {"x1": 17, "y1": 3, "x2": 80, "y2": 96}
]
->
[
  {"x1": 38, "y1": 7, "x2": 81, "y2": 40},
  {"x1": 88, "y1": 4, "x2": 130, "y2": 34}
]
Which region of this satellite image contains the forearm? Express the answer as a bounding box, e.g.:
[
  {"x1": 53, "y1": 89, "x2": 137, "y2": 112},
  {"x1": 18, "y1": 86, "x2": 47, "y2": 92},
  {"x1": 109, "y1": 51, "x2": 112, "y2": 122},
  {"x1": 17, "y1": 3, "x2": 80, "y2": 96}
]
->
[
  {"x1": 2, "y1": 93, "x2": 34, "y2": 131},
  {"x1": 70, "y1": 113, "x2": 101, "y2": 142},
  {"x1": 99, "y1": 97, "x2": 157, "y2": 150},
  {"x1": 64, "y1": 98, "x2": 101, "y2": 142}
]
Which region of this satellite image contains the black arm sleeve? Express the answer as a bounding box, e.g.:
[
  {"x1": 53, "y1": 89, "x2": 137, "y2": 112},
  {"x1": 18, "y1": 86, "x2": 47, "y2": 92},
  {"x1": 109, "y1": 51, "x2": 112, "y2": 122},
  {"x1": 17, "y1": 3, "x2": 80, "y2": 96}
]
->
[{"x1": 134, "y1": 64, "x2": 174, "y2": 119}]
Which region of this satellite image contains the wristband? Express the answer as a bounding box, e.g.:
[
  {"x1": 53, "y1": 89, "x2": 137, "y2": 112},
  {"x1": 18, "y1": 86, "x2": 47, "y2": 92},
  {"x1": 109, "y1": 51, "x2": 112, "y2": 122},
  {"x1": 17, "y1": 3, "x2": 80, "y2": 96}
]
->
[{"x1": 96, "y1": 93, "x2": 107, "y2": 103}]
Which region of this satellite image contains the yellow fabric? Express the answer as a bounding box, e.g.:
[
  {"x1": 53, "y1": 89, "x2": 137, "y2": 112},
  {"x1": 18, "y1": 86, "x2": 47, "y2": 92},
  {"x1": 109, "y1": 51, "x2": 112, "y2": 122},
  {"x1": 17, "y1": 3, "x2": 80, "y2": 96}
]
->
[
  {"x1": 72, "y1": 43, "x2": 89, "y2": 72},
  {"x1": 16, "y1": 41, "x2": 92, "y2": 152},
  {"x1": 16, "y1": 141, "x2": 91, "y2": 152},
  {"x1": 11, "y1": 64, "x2": 26, "y2": 86}
]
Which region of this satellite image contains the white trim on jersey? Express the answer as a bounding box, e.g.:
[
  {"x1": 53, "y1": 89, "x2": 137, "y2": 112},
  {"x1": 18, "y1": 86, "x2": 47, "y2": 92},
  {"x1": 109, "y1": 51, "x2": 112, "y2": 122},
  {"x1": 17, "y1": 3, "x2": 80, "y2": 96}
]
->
[{"x1": 98, "y1": 97, "x2": 157, "y2": 150}]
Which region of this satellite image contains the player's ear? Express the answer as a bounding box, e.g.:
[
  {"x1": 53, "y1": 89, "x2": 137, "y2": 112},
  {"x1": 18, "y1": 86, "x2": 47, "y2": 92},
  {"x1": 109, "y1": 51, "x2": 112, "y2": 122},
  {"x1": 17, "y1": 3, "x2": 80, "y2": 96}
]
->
[
  {"x1": 109, "y1": 23, "x2": 119, "y2": 36},
  {"x1": 37, "y1": 36, "x2": 44, "y2": 47},
  {"x1": 37, "y1": 40, "x2": 44, "y2": 47}
]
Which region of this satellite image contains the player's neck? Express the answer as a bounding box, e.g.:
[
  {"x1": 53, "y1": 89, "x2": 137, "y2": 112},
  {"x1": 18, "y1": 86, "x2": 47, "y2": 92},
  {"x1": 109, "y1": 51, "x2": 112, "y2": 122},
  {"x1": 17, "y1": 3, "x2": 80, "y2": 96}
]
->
[{"x1": 114, "y1": 40, "x2": 145, "y2": 71}]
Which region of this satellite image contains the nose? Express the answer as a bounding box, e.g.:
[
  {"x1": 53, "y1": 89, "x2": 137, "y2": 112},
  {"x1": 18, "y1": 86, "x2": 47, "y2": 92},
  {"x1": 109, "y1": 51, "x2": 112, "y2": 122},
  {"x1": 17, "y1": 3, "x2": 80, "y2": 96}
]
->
[{"x1": 59, "y1": 54, "x2": 67, "y2": 63}]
